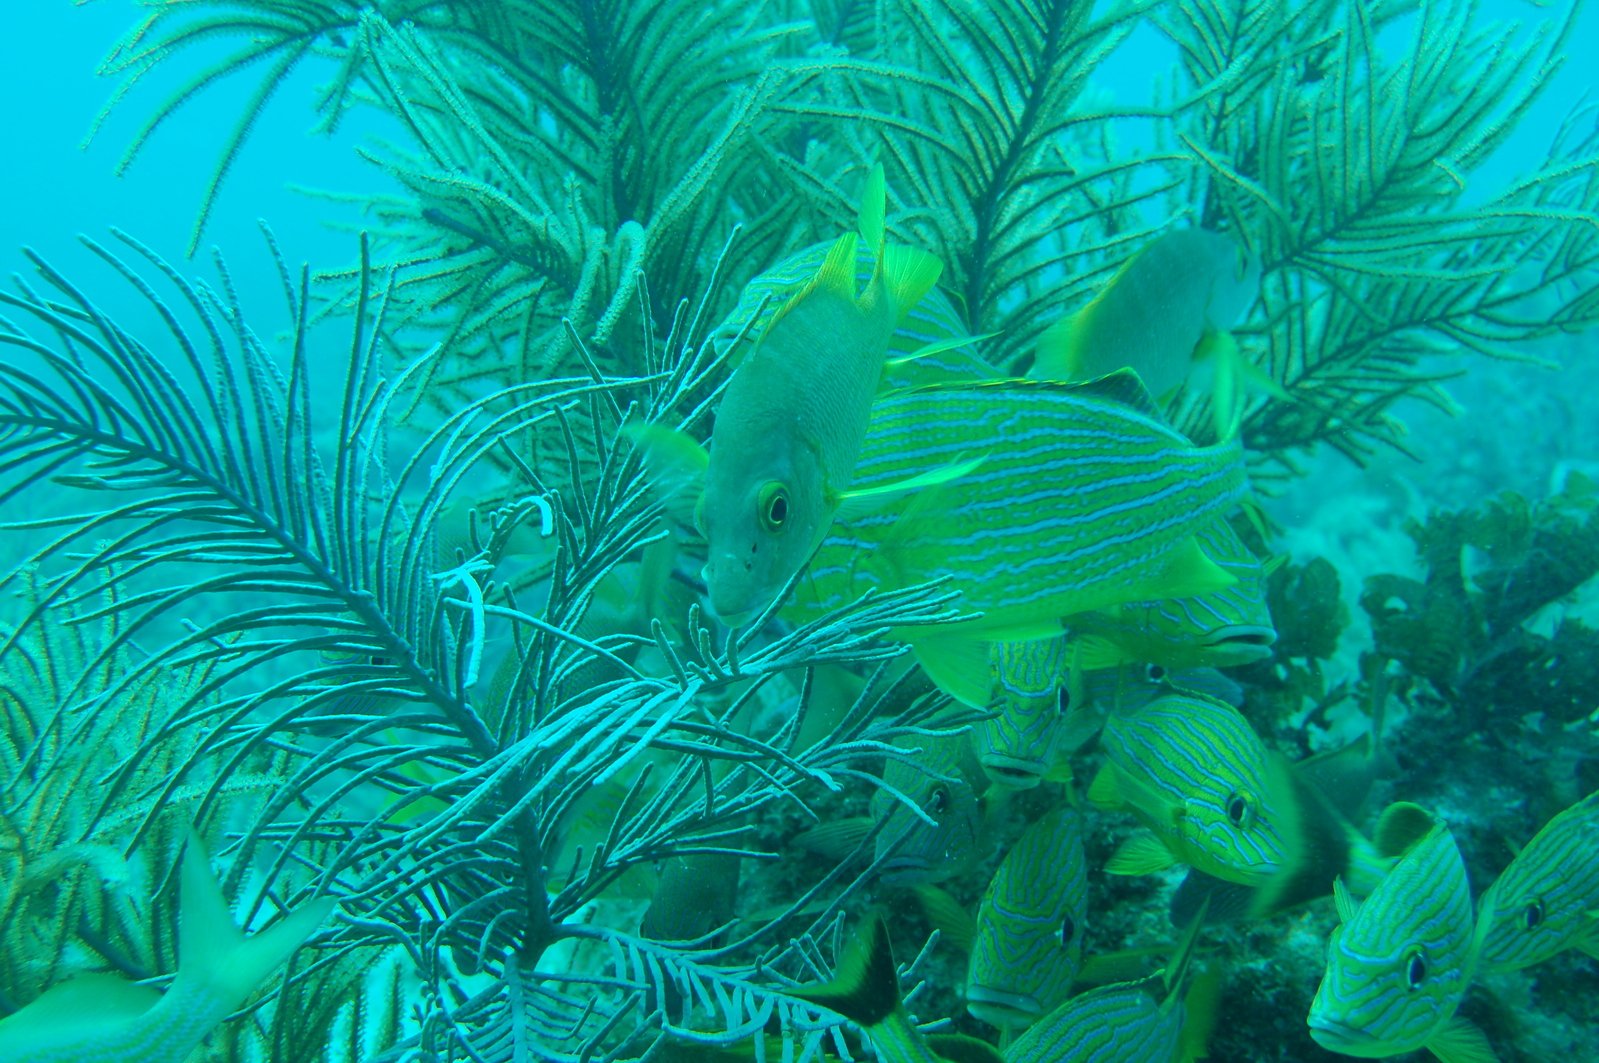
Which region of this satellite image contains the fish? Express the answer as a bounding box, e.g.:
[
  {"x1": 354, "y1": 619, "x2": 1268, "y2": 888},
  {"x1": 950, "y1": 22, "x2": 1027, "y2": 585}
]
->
[
  {"x1": 711, "y1": 233, "x2": 996, "y2": 391},
  {"x1": 1166, "y1": 715, "x2": 1412, "y2": 927},
  {"x1": 1030, "y1": 227, "x2": 1266, "y2": 437},
  {"x1": 699, "y1": 163, "x2": 945, "y2": 625},
  {"x1": 1004, "y1": 905, "x2": 1216, "y2": 1063},
  {"x1": 966, "y1": 806, "x2": 1090, "y2": 1032},
  {"x1": 1088, "y1": 685, "x2": 1295, "y2": 885},
  {"x1": 1476, "y1": 789, "x2": 1599, "y2": 973},
  {"x1": 910, "y1": 634, "x2": 1098, "y2": 789},
  {"x1": 870, "y1": 726, "x2": 986, "y2": 886},
  {"x1": 1306, "y1": 809, "x2": 1496, "y2": 1061},
  {"x1": 0, "y1": 831, "x2": 335, "y2": 1063},
  {"x1": 1065, "y1": 517, "x2": 1277, "y2": 672},
  {"x1": 786, "y1": 372, "x2": 1249, "y2": 642},
  {"x1": 790, "y1": 913, "x2": 1004, "y2": 1063}
]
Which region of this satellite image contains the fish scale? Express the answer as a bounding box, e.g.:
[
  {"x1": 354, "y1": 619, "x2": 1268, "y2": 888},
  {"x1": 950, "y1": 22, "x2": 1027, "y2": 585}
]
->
[{"x1": 789, "y1": 378, "x2": 1249, "y2": 635}]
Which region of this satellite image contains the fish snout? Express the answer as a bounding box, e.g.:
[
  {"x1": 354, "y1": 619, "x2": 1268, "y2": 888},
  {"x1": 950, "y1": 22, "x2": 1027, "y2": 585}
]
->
[{"x1": 705, "y1": 555, "x2": 761, "y2": 627}]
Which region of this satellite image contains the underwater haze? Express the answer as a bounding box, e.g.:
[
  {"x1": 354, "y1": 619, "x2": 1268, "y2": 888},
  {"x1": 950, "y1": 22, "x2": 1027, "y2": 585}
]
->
[{"x1": 1, "y1": 1, "x2": 1598, "y2": 1061}]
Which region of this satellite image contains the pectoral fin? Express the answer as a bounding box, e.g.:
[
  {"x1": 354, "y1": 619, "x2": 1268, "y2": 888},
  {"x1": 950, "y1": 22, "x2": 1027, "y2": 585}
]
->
[
  {"x1": 835, "y1": 454, "x2": 986, "y2": 522},
  {"x1": 622, "y1": 422, "x2": 708, "y2": 530},
  {"x1": 910, "y1": 636, "x2": 993, "y2": 709},
  {"x1": 1106, "y1": 831, "x2": 1178, "y2": 876},
  {"x1": 1427, "y1": 1016, "x2": 1499, "y2": 1063}
]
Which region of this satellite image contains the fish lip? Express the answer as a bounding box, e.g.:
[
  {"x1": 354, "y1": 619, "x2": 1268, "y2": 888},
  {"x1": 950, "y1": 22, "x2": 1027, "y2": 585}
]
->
[
  {"x1": 1200, "y1": 625, "x2": 1277, "y2": 658},
  {"x1": 1306, "y1": 1014, "x2": 1380, "y2": 1052},
  {"x1": 980, "y1": 755, "x2": 1046, "y2": 788},
  {"x1": 879, "y1": 856, "x2": 934, "y2": 885},
  {"x1": 965, "y1": 986, "x2": 1043, "y2": 1026}
]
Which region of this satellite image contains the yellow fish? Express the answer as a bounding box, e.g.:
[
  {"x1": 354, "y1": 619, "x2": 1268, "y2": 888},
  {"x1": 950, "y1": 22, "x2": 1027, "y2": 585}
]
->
[{"x1": 699, "y1": 164, "x2": 944, "y2": 625}]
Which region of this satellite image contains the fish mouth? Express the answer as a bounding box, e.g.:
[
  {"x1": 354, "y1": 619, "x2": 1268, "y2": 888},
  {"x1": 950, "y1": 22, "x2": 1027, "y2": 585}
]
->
[
  {"x1": 1200, "y1": 625, "x2": 1277, "y2": 662},
  {"x1": 1306, "y1": 1015, "x2": 1382, "y2": 1055},
  {"x1": 965, "y1": 987, "x2": 1043, "y2": 1028},
  {"x1": 980, "y1": 756, "x2": 1046, "y2": 789},
  {"x1": 879, "y1": 856, "x2": 935, "y2": 886}
]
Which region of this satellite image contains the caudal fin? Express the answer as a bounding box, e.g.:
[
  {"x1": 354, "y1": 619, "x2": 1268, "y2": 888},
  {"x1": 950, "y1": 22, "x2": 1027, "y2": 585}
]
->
[
  {"x1": 177, "y1": 830, "x2": 336, "y2": 1016},
  {"x1": 790, "y1": 913, "x2": 902, "y2": 1029}
]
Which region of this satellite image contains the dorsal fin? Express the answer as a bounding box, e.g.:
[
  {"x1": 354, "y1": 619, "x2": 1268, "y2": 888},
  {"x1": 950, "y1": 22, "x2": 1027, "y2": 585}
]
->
[
  {"x1": 858, "y1": 162, "x2": 886, "y2": 253},
  {"x1": 1374, "y1": 802, "x2": 1437, "y2": 860},
  {"x1": 893, "y1": 369, "x2": 1166, "y2": 422},
  {"x1": 1066, "y1": 368, "x2": 1166, "y2": 420},
  {"x1": 762, "y1": 231, "x2": 860, "y2": 340}
]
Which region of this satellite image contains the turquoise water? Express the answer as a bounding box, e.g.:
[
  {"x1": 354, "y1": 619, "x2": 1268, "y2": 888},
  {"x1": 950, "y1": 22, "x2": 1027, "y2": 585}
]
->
[{"x1": 1, "y1": 2, "x2": 1597, "y2": 1061}]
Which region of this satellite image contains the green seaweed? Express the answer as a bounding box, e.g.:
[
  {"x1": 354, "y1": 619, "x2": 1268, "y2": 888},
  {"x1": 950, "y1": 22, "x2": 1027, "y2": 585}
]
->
[{"x1": 1362, "y1": 472, "x2": 1599, "y2": 721}]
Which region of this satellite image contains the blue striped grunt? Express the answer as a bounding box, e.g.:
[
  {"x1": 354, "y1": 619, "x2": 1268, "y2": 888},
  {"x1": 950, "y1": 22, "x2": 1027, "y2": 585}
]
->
[
  {"x1": 1004, "y1": 905, "x2": 1215, "y2": 1063},
  {"x1": 785, "y1": 372, "x2": 1249, "y2": 641},
  {"x1": 911, "y1": 634, "x2": 1100, "y2": 789},
  {"x1": 1088, "y1": 686, "x2": 1294, "y2": 885},
  {"x1": 1476, "y1": 789, "x2": 1599, "y2": 973},
  {"x1": 966, "y1": 806, "x2": 1090, "y2": 1032},
  {"x1": 700, "y1": 163, "x2": 945, "y2": 625},
  {"x1": 870, "y1": 726, "x2": 986, "y2": 886},
  {"x1": 1307, "y1": 809, "x2": 1494, "y2": 1061},
  {"x1": 1066, "y1": 517, "x2": 1277, "y2": 672}
]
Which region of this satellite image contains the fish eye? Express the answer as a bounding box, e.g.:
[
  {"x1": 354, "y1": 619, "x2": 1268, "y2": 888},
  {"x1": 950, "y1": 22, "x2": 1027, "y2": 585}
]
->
[
  {"x1": 1225, "y1": 790, "x2": 1255, "y2": 828},
  {"x1": 928, "y1": 786, "x2": 950, "y2": 817},
  {"x1": 1404, "y1": 948, "x2": 1427, "y2": 990},
  {"x1": 757, "y1": 482, "x2": 790, "y2": 531},
  {"x1": 1059, "y1": 914, "x2": 1076, "y2": 948},
  {"x1": 1524, "y1": 900, "x2": 1545, "y2": 930},
  {"x1": 1145, "y1": 664, "x2": 1166, "y2": 682}
]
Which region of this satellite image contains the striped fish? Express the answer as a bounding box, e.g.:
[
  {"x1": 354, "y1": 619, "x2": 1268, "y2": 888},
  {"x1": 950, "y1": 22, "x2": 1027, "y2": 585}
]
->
[
  {"x1": 785, "y1": 373, "x2": 1249, "y2": 639},
  {"x1": 967, "y1": 637, "x2": 1098, "y2": 789},
  {"x1": 1066, "y1": 518, "x2": 1276, "y2": 671},
  {"x1": 1005, "y1": 907, "x2": 1213, "y2": 1063},
  {"x1": 1088, "y1": 687, "x2": 1293, "y2": 885},
  {"x1": 712, "y1": 239, "x2": 996, "y2": 391},
  {"x1": 870, "y1": 727, "x2": 984, "y2": 886},
  {"x1": 1307, "y1": 811, "x2": 1494, "y2": 1061},
  {"x1": 966, "y1": 807, "x2": 1089, "y2": 1032},
  {"x1": 1477, "y1": 789, "x2": 1599, "y2": 973}
]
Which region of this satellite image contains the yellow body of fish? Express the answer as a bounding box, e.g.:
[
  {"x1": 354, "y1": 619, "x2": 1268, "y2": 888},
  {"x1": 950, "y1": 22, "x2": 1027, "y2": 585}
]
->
[{"x1": 700, "y1": 165, "x2": 943, "y2": 625}]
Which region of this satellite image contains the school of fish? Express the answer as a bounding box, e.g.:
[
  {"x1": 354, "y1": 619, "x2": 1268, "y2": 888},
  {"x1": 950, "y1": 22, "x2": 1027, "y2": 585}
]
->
[{"x1": 640, "y1": 170, "x2": 1596, "y2": 1063}]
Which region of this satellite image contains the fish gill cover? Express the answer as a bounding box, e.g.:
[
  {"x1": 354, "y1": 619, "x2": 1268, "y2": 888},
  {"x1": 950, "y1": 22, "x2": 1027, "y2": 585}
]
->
[{"x1": 0, "y1": 1, "x2": 1597, "y2": 1061}]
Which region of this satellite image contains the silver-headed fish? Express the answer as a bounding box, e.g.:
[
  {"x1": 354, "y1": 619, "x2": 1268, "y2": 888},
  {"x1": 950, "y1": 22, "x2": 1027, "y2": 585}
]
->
[
  {"x1": 712, "y1": 234, "x2": 995, "y2": 391},
  {"x1": 787, "y1": 372, "x2": 1249, "y2": 643},
  {"x1": 1031, "y1": 227, "x2": 1267, "y2": 438},
  {"x1": 966, "y1": 806, "x2": 1090, "y2": 1032},
  {"x1": 1004, "y1": 906, "x2": 1216, "y2": 1063},
  {"x1": 700, "y1": 165, "x2": 944, "y2": 625},
  {"x1": 1476, "y1": 788, "x2": 1599, "y2": 973},
  {"x1": 1307, "y1": 810, "x2": 1494, "y2": 1061},
  {"x1": 1088, "y1": 685, "x2": 1294, "y2": 885},
  {"x1": 1066, "y1": 517, "x2": 1277, "y2": 672},
  {"x1": 0, "y1": 832, "x2": 334, "y2": 1063}
]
